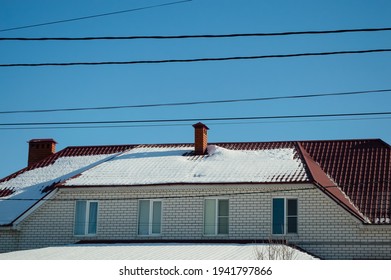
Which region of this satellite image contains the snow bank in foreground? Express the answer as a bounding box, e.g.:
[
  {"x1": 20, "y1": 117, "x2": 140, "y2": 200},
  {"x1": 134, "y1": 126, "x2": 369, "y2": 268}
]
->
[{"x1": 0, "y1": 243, "x2": 317, "y2": 260}]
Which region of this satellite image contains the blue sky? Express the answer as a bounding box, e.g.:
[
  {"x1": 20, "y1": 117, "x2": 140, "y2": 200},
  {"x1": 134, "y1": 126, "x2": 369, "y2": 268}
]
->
[{"x1": 0, "y1": 0, "x2": 390, "y2": 179}]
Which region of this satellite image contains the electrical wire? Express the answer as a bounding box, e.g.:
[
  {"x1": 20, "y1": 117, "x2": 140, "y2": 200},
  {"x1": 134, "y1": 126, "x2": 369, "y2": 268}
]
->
[
  {"x1": 1, "y1": 117, "x2": 390, "y2": 131},
  {"x1": 1, "y1": 88, "x2": 389, "y2": 115},
  {"x1": 1, "y1": 27, "x2": 391, "y2": 40},
  {"x1": 0, "y1": 111, "x2": 390, "y2": 127},
  {"x1": 0, "y1": 0, "x2": 192, "y2": 33},
  {"x1": 1, "y1": 48, "x2": 391, "y2": 67},
  {"x1": 1, "y1": 116, "x2": 390, "y2": 131}
]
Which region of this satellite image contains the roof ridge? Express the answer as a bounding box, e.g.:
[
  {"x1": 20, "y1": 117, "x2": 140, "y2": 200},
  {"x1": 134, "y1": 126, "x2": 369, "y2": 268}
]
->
[
  {"x1": 65, "y1": 144, "x2": 137, "y2": 149},
  {"x1": 293, "y1": 142, "x2": 315, "y2": 183},
  {"x1": 65, "y1": 138, "x2": 387, "y2": 148}
]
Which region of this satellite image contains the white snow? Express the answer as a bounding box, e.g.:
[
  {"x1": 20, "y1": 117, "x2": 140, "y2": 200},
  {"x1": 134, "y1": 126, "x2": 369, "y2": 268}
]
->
[
  {"x1": 65, "y1": 145, "x2": 309, "y2": 186},
  {"x1": 0, "y1": 154, "x2": 118, "y2": 225},
  {"x1": 374, "y1": 217, "x2": 390, "y2": 224},
  {"x1": 0, "y1": 145, "x2": 309, "y2": 225},
  {"x1": 0, "y1": 243, "x2": 316, "y2": 260}
]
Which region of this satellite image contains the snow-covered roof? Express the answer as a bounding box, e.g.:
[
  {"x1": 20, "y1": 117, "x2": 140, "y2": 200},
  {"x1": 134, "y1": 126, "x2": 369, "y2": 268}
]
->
[
  {"x1": 0, "y1": 243, "x2": 316, "y2": 260},
  {"x1": 63, "y1": 145, "x2": 309, "y2": 186},
  {"x1": 0, "y1": 153, "x2": 118, "y2": 225},
  {"x1": 1, "y1": 138, "x2": 390, "y2": 225}
]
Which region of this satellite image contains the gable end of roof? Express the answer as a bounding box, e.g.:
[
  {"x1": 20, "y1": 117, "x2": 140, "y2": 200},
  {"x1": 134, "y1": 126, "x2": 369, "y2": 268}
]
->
[{"x1": 297, "y1": 143, "x2": 367, "y2": 223}]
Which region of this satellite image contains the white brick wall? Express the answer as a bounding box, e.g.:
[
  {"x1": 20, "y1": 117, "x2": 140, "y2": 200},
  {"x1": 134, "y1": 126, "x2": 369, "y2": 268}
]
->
[
  {"x1": 1, "y1": 183, "x2": 390, "y2": 259},
  {"x1": 0, "y1": 229, "x2": 18, "y2": 253}
]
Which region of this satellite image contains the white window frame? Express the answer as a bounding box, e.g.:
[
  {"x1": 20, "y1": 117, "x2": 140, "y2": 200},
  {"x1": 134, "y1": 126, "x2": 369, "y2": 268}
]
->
[
  {"x1": 137, "y1": 199, "x2": 162, "y2": 236},
  {"x1": 203, "y1": 198, "x2": 229, "y2": 236},
  {"x1": 271, "y1": 197, "x2": 298, "y2": 235},
  {"x1": 73, "y1": 200, "x2": 99, "y2": 236}
]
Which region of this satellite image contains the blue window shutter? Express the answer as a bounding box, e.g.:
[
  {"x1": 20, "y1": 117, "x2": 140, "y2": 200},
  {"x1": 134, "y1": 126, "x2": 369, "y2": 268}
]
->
[
  {"x1": 272, "y1": 198, "x2": 285, "y2": 234},
  {"x1": 287, "y1": 199, "x2": 298, "y2": 233},
  {"x1": 88, "y1": 202, "x2": 98, "y2": 234},
  {"x1": 74, "y1": 201, "x2": 86, "y2": 235},
  {"x1": 217, "y1": 199, "x2": 229, "y2": 234},
  {"x1": 204, "y1": 199, "x2": 216, "y2": 235},
  {"x1": 152, "y1": 201, "x2": 162, "y2": 234},
  {"x1": 138, "y1": 200, "x2": 150, "y2": 235}
]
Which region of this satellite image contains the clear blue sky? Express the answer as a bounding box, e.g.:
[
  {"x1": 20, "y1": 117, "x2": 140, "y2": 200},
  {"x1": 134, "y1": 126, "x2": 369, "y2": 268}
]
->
[{"x1": 1, "y1": 0, "x2": 390, "y2": 179}]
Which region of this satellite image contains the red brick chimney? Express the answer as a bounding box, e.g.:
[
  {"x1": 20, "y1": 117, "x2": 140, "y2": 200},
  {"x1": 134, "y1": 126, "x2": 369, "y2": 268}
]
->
[
  {"x1": 193, "y1": 122, "x2": 209, "y2": 155},
  {"x1": 28, "y1": 139, "x2": 57, "y2": 166}
]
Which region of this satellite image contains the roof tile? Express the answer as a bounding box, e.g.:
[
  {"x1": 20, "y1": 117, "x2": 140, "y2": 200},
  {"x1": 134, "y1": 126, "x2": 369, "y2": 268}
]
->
[{"x1": 300, "y1": 139, "x2": 391, "y2": 223}]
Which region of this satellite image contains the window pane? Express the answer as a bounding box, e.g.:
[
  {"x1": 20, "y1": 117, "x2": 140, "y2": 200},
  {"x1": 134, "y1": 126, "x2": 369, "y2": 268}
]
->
[
  {"x1": 204, "y1": 199, "x2": 216, "y2": 235},
  {"x1": 74, "y1": 201, "x2": 86, "y2": 235},
  {"x1": 218, "y1": 217, "x2": 229, "y2": 234},
  {"x1": 152, "y1": 201, "x2": 162, "y2": 234},
  {"x1": 88, "y1": 202, "x2": 98, "y2": 234},
  {"x1": 138, "y1": 200, "x2": 150, "y2": 235},
  {"x1": 272, "y1": 198, "x2": 285, "y2": 234},
  {"x1": 287, "y1": 199, "x2": 298, "y2": 216},
  {"x1": 218, "y1": 199, "x2": 229, "y2": 217},
  {"x1": 287, "y1": 217, "x2": 298, "y2": 233}
]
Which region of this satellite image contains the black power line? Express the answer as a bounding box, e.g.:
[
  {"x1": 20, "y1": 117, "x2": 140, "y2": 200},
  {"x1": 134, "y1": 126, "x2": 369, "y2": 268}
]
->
[
  {"x1": 1, "y1": 48, "x2": 391, "y2": 67},
  {"x1": 0, "y1": 0, "x2": 192, "y2": 33},
  {"x1": 0, "y1": 111, "x2": 390, "y2": 127},
  {"x1": 1, "y1": 117, "x2": 390, "y2": 131},
  {"x1": 1, "y1": 88, "x2": 389, "y2": 115},
  {"x1": 1, "y1": 27, "x2": 391, "y2": 41}
]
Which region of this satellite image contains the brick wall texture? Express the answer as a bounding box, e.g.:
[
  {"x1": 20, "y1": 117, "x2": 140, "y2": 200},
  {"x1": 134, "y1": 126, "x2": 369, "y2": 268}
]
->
[{"x1": 1, "y1": 183, "x2": 390, "y2": 259}]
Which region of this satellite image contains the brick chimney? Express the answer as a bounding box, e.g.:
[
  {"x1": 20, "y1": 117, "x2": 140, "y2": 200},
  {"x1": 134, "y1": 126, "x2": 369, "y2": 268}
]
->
[
  {"x1": 28, "y1": 139, "x2": 57, "y2": 166},
  {"x1": 193, "y1": 122, "x2": 209, "y2": 155}
]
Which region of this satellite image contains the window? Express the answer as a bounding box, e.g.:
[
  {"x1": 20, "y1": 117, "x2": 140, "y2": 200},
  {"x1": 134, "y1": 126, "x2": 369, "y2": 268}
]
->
[
  {"x1": 204, "y1": 198, "x2": 229, "y2": 235},
  {"x1": 138, "y1": 200, "x2": 162, "y2": 235},
  {"x1": 272, "y1": 198, "x2": 298, "y2": 235},
  {"x1": 74, "y1": 200, "x2": 98, "y2": 236}
]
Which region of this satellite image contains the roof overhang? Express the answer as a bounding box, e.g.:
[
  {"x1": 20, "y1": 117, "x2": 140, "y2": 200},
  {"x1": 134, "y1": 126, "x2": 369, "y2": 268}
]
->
[
  {"x1": 10, "y1": 188, "x2": 58, "y2": 229},
  {"x1": 58, "y1": 181, "x2": 311, "y2": 189}
]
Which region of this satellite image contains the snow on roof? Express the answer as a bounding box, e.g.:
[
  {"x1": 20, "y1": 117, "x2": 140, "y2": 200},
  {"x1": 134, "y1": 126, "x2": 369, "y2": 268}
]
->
[
  {"x1": 64, "y1": 145, "x2": 309, "y2": 186},
  {"x1": 0, "y1": 243, "x2": 316, "y2": 260},
  {"x1": 0, "y1": 153, "x2": 118, "y2": 225}
]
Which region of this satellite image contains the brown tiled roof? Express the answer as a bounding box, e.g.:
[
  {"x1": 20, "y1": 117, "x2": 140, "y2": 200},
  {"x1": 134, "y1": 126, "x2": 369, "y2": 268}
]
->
[
  {"x1": 299, "y1": 139, "x2": 391, "y2": 224},
  {"x1": 297, "y1": 143, "x2": 365, "y2": 221},
  {"x1": 215, "y1": 141, "x2": 296, "y2": 150},
  {"x1": 0, "y1": 187, "x2": 14, "y2": 198}
]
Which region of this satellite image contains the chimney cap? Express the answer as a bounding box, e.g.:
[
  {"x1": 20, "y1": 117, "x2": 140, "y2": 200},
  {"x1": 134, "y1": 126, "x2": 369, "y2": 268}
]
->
[
  {"x1": 28, "y1": 138, "x2": 57, "y2": 144},
  {"x1": 192, "y1": 122, "x2": 209, "y2": 130}
]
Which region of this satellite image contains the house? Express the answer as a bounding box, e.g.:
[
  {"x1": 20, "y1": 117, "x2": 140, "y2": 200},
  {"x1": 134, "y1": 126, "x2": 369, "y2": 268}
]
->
[{"x1": 0, "y1": 123, "x2": 390, "y2": 259}]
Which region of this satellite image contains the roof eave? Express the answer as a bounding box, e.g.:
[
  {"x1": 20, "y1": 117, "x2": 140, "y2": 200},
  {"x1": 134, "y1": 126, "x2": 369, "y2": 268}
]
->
[
  {"x1": 10, "y1": 189, "x2": 59, "y2": 228},
  {"x1": 313, "y1": 182, "x2": 368, "y2": 224},
  {"x1": 58, "y1": 181, "x2": 311, "y2": 189}
]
